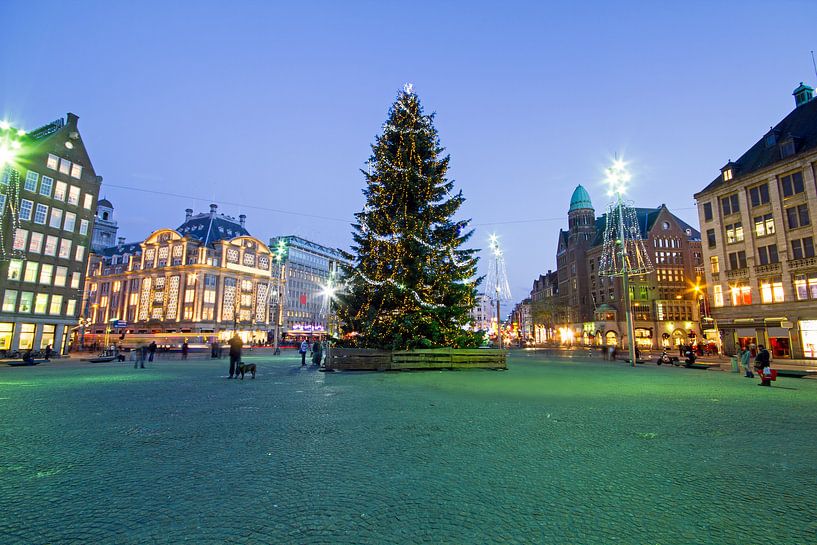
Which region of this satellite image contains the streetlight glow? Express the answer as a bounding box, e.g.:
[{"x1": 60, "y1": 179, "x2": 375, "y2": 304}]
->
[
  {"x1": 0, "y1": 120, "x2": 10, "y2": 131},
  {"x1": 0, "y1": 143, "x2": 16, "y2": 167}
]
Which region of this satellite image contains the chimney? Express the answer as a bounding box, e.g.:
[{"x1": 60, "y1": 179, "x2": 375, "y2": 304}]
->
[
  {"x1": 185, "y1": 208, "x2": 193, "y2": 221},
  {"x1": 66, "y1": 112, "x2": 79, "y2": 128},
  {"x1": 793, "y1": 82, "x2": 814, "y2": 107},
  {"x1": 209, "y1": 203, "x2": 217, "y2": 217},
  {"x1": 239, "y1": 214, "x2": 246, "y2": 228},
  {"x1": 117, "y1": 237, "x2": 126, "y2": 247}
]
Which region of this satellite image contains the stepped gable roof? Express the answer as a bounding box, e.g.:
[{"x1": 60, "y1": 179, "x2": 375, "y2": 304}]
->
[
  {"x1": 176, "y1": 213, "x2": 249, "y2": 246},
  {"x1": 569, "y1": 184, "x2": 593, "y2": 212},
  {"x1": 698, "y1": 97, "x2": 817, "y2": 195},
  {"x1": 590, "y1": 206, "x2": 701, "y2": 247},
  {"x1": 98, "y1": 242, "x2": 142, "y2": 257}
]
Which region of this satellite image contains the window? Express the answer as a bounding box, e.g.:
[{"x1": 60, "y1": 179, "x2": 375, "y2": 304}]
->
[
  {"x1": 794, "y1": 273, "x2": 817, "y2": 300},
  {"x1": 54, "y1": 266, "x2": 67, "y2": 287},
  {"x1": 49, "y1": 295, "x2": 63, "y2": 315},
  {"x1": 75, "y1": 245, "x2": 85, "y2": 261},
  {"x1": 760, "y1": 277, "x2": 784, "y2": 303},
  {"x1": 703, "y1": 202, "x2": 713, "y2": 222},
  {"x1": 58, "y1": 238, "x2": 72, "y2": 259},
  {"x1": 757, "y1": 244, "x2": 779, "y2": 265},
  {"x1": 780, "y1": 140, "x2": 796, "y2": 158},
  {"x1": 33, "y1": 203, "x2": 48, "y2": 224},
  {"x1": 39, "y1": 264, "x2": 54, "y2": 285},
  {"x1": 749, "y1": 184, "x2": 770, "y2": 207},
  {"x1": 710, "y1": 256, "x2": 720, "y2": 274},
  {"x1": 706, "y1": 229, "x2": 716, "y2": 248},
  {"x1": 39, "y1": 176, "x2": 53, "y2": 197},
  {"x1": 28, "y1": 232, "x2": 43, "y2": 253},
  {"x1": 728, "y1": 250, "x2": 747, "y2": 270},
  {"x1": 7, "y1": 259, "x2": 22, "y2": 280},
  {"x1": 2, "y1": 290, "x2": 17, "y2": 312},
  {"x1": 34, "y1": 293, "x2": 48, "y2": 314},
  {"x1": 725, "y1": 222, "x2": 744, "y2": 243},
  {"x1": 70, "y1": 163, "x2": 82, "y2": 179},
  {"x1": 79, "y1": 219, "x2": 89, "y2": 236},
  {"x1": 723, "y1": 169, "x2": 733, "y2": 181},
  {"x1": 786, "y1": 204, "x2": 810, "y2": 230},
  {"x1": 754, "y1": 214, "x2": 775, "y2": 237},
  {"x1": 49, "y1": 208, "x2": 63, "y2": 229},
  {"x1": 66, "y1": 299, "x2": 77, "y2": 316},
  {"x1": 0, "y1": 194, "x2": 5, "y2": 213},
  {"x1": 44, "y1": 235, "x2": 58, "y2": 256},
  {"x1": 721, "y1": 194, "x2": 740, "y2": 216},
  {"x1": 19, "y1": 199, "x2": 33, "y2": 221},
  {"x1": 18, "y1": 292, "x2": 33, "y2": 312},
  {"x1": 64, "y1": 212, "x2": 76, "y2": 232},
  {"x1": 23, "y1": 262, "x2": 38, "y2": 282},
  {"x1": 67, "y1": 186, "x2": 80, "y2": 206},
  {"x1": 70, "y1": 272, "x2": 81, "y2": 289},
  {"x1": 83, "y1": 193, "x2": 93, "y2": 210},
  {"x1": 729, "y1": 283, "x2": 752, "y2": 306},
  {"x1": 712, "y1": 284, "x2": 723, "y2": 307},
  {"x1": 791, "y1": 237, "x2": 815, "y2": 260},
  {"x1": 13, "y1": 229, "x2": 27, "y2": 251},
  {"x1": 780, "y1": 171, "x2": 804, "y2": 198},
  {"x1": 54, "y1": 181, "x2": 67, "y2": 201},
  {"x1": 24, "y1": 171, "x2": 38, "y2": 191},
  {"x1": 46, "y1": 154, "x2": 59, "y2": 170},
  {"x1": 59, "y1": 158, "x2": 71, "y2": 175}
]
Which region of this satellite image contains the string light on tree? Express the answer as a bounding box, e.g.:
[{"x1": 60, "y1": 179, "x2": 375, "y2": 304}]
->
[{"x1": 598, "y1": 156, "x2": 653, "y2": 367}]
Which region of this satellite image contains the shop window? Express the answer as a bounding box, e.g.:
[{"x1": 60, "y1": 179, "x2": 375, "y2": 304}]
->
[
  {"x1": 18, "y1": 323, "x2": 35, "y2": 350},
  {"x1": 759, "y1": 277, "x2": 784, "y2": 303},
  {"x1": 0, "y1": 323, "x2": 13, "y2": 350},
  {"x1": 769, "y1": 336, "x2": 790, "y2": 359},
  {"x1": 40, "y1": 324, "x2": 56, "y2": 349},
  {"x1": 801, "y1": 320, "x2": 817, "y2": 358},
  {"x1": 713, "y1": 285, "x2": 724, "y2": 307}
]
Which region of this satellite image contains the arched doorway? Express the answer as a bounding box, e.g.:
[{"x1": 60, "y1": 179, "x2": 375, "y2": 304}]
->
[
  {"x1": 672, "y1": 329, "x2": 685, "y2": 347},
  {"x1": 605, "y1": 330, "x2": 618, "y2": 346}
]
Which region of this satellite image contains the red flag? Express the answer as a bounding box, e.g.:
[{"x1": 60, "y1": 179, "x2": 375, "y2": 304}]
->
[{"x1": 300, "y1": 293, "x2": 307, "y2": 305}]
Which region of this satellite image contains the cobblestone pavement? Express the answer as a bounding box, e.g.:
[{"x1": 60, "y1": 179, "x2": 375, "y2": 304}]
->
[{"x1": 1, "y1": 351, "x2": 816, "y2": 544}]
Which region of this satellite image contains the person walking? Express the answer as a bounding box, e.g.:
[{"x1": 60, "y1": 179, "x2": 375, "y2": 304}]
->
[
  {"x1": 755, "y1": 344, "x2": 772, "y2": 386},
  {"x1": 299, "y1": 339, "x2": 309, "y2": 367},
  {"x1": 228, "y1": 334, "x2": 243, "y2": 379},
  {"x1": 181, "y1": 341, "x2": 189, "y2": 360},
  {"x1": 44, "y1": 344, "x2": 53, "y2": 361},
  {"x1": 148, "y1": 341, "x2": 157, "y2": 362},
  {"x1": 740, "y1": 346, "x2": 753, "y2": 378},
  {"x1": 134, "y1": 344, "x2": 146, "y2": 369},
  {"x1": 311, "y1": 339, "x2": 323, "y2": 366}
]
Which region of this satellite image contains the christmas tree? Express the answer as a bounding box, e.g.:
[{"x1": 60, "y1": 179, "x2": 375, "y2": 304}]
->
[{"x1": 337, "y1": 84, "x2": 481, "y2": 350}]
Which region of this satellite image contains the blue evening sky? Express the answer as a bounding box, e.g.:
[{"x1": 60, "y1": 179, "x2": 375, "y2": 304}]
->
[{"x1": 2, "y1": 0, "x2": 816, "y2": 301}]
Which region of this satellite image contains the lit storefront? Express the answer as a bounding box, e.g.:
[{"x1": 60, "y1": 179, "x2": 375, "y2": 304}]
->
[{"x1": 801, "y1": 320, "x2": 817, "y2": 359}]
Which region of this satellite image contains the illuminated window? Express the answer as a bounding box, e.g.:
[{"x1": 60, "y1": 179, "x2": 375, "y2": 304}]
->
[
  {"x1": 18, "y1": 292, "x2": 33, "y2": 312},
  {"x1": 70, "y1": 272, "x2": 80, "y2": 289},
  {"x1": 64, "y1": 212, "x2": 76, "y2": 232},
  {"x1": 54, "y1": 181, "x2": 67, "y2": 201},
  {"x1": 7, "y1": 259, "x2": 22, "y2": 280},
  {"x1": 33, "y1": 203, "x2": 48, "y2": 224},
  {"x1": 723, "y1": 169, "x2": 733, "y2": 181},
  {"x1": 725, "y1": 222, "x2": 743, "y2": 243},
  {"x1": 28, "y1": 232, "x2": 43, "y2": 253},
  {"x1": 83, "y1": 193, "x2": 93, "y2": 210},
  {"x1": 794, "y1": 273, "x2": 817, "y2": 300},
  {"x1": 40, "y1": 176, "x2": 53, "y2": 197},
  {"x1": 2, "y1": 290, "x2": 17, "y2": 312},
  {"x1": 43, "y1": 235, "x2": 58, "y2": 256},
  {"x1": 79, "y1": 219, "x2": 89, "y2": 236},
  {"x1": 49, "y1": 208, "x2": 63, "y2": 229},
  {"x1": 75, "y1": 245, "x2": 85, "y2": 261},
  {"x1": 710, "y1": 256, "x2": 719, "y2": 274},
  {"x1": 59, "y1": 158, "x2": 71, "y2": 175},
  {"x1": 713, "y1": 285, "x2": 724, "y2": 307},
  {"x1": 67, "y1": 186, "x2": 80, "y2": 206},
  {"x1": 71, "y1": 163, "x2": 82, "y2": 179},
  {"x1": 24, "y1": 171, "x2": 38, "y2": 191},
  {"x1": 39, "y1": 264, "x2": 53, "y2": 285},
  {"x1": 729, "y1": 283, "x2": 752, "y2": 306},
  {"x1": 23, "y1": 262, "x2": 38, "y2": 283},
  {"x1": 46, "y1": 154, "x2": 59, "y2": 170},
  {"x1": 760, "y1": 277, "x2": 784, "y2": 303},
  {"x1": 754, "y1": 214, "x2": 775, "y2": 237},
  {"x1": 58, "y1": 239, "x2": 72, "y2": 259},
  {"x1": 66, "y1": 299, "x2": 76, "y2": 316},
  {"x1": 19, "y1": 199, "x2": 33, "y2": 221},
  {"x1": 18, "y1": 323, "x2": 35, "y2": 349},
  {"x1": 54, "y1": 267, "x2": 67, "y2": 287},
  {"x1": 49, "y1": 295, "x2": 63, "y2": 315}
]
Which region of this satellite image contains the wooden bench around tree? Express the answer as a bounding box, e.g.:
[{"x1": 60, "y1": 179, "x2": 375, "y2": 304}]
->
[{"x1": 326, "y1": 348, "x2": 507, "y2": 371}]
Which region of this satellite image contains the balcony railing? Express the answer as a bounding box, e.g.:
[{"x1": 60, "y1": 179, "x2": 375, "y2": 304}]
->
[
  {"x1": 788, "y1": 257, "x2": 817, "y2": 270},
  {"x1": 711, "y1": 272, "x2": 720, "y2": 281},
  {"x1": 754, "y1": 262, "x2": 782, "y2": 275},
  {"x1": 725, "y1": 267, "x2": 749, "y2": 280}
]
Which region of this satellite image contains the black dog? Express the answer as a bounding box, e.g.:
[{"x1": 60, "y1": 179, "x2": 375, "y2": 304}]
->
[{"x1": 237, "y1": 362, "x2": 256, "y2": 379}]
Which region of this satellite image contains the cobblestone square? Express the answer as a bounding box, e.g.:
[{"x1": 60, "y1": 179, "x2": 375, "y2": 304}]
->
[{"x1": 1, "y1": 351, "x2": 816, "y2": 544}]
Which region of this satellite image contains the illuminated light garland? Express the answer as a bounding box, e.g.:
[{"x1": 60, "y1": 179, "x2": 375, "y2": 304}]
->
[
  {"x1": 356, "y1": 270, "x2": 446, "y2": 309},
  {"x1": 483, "y1": 234, "x2": 512, "y2": 301},
  {"x1": 598, "y1": 199, "x2": 654, "y2": 277}
]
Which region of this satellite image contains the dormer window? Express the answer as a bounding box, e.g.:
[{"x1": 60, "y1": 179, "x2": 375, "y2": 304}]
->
[
  {"x1": 723, "y1": 168, "x2": 733, "y2": 182},
  {"x1": 780, "y1": 140, "x2": 796, "y2": 158}
]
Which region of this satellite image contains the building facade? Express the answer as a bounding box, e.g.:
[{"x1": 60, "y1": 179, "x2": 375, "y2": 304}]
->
[
  {"x1": 556, "y1": 186, "x2": 703, "y2": 349},
  {"x1": 529, "y1": 270, "x2": 559, "y2": 344},
  {"x1": 695, "y1": 83, "x2": 817, "y2": 359},
  {"x1": 0, "y1": 114, "x2": 101, "y2": 354},
  {"x1": 269, "y1": 235, "x2": 346, "y2": 341},
  {"x1": 83, "y1": 205, "x2": 272, "y2": 348}
]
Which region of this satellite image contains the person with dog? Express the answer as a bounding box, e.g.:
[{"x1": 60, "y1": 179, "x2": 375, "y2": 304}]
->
[
  {"x1": 299, "y1": 339, "x2": 309, "y2": 367},
  {"x1": 228, "y1": 334, "x2": 243, "y2": 379}
]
